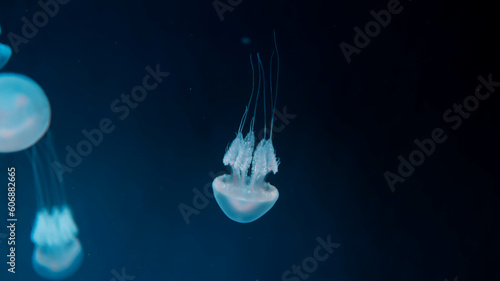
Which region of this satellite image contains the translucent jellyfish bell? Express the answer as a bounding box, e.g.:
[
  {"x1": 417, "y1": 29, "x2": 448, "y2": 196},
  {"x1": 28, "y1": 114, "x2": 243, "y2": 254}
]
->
[
  {"x1": 213, "y1": 32, "x2": 281, "y2": 223},
  {"x1": 213, "y1": 174, "x2": 279, "y2": 223},
  {"x1": 28, "y1": 132, "x2": 83, "y2": 280},
  {"x1": 0, "y1": 73, "x2": 51, "y2": 153}
]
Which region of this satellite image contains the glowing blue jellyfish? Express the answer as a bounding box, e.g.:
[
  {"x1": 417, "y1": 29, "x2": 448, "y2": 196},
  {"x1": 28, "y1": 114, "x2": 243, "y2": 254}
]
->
[
  {"x1": 0, "y1": 24, "x2": 50, "y2": 153},
  {"x1": 0, "y1": 26, "x2": 82, "y2": 279},
  {"x1": 28, "y1": 133, "x2": 83, "y2": 280},
  {"x1": 213, "y1": 32, "x2": 281, "y2": 223}
]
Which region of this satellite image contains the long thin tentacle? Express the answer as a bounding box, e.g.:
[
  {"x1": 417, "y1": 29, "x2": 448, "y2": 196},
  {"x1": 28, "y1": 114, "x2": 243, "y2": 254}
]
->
[
  {"x1": 27, "y1": 147, "x2": 46, "y2": 210},
  {"x1": 258, "y1": 53, "x2": 267, "y2": 139},
  {"x1": 46, "y1": 131, "x2": 67, "y2": 206},
  {"x1": 269, "y1": 30, "x2": 280, "y2": 140},
  {"x1": 269, "y1": 49, "x2": 275, "y2": 126},
  {"x1": 238, "y1": 54, "x2": 256, "y2": 133},
  {"x1": 250, "y1": 53, "x2": 262, "y2": 132}
]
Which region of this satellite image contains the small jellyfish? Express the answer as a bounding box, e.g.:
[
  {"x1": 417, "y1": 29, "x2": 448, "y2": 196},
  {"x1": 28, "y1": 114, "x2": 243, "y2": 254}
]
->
[
  {"x1": 0, "y1": 73, "x2": 51, "y2": 153},
  {"x1": 0, "y1": 24, "x2": 13, "y2": 70},
  {"x1": 28, "y1": 132, "x2": 83, "y2": 280},
  {"x1": 213, "y1": 31, "x2": 281, "y2": 223}
]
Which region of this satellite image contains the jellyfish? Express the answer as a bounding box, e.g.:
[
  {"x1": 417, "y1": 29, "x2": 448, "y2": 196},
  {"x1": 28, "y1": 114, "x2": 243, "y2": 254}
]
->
[
  {"x1": 0, "y1": 24, "x2": 50, "y2": 154},
  {"x1": 28, "y1": 132, "x2": 84, "y2": 280},
  {"x1": 0, "y1": 24, "x2": 13, "y2": 70},
  {"x1": 0, "y1": 27, "x2": 83, "y2": 278},
  {"x1": 212, "y1": 32, "x2": 281, "y2": 223}
]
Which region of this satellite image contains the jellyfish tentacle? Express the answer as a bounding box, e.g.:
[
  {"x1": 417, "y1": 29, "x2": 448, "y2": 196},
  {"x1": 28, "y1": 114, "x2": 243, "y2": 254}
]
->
[
  {"x1": 238, "y1": 54, "x2": 256, "y2": 133},
  {"x1": 258, "y1": 53, "x2": 267, "y2": 139},
  {"x1": 269, "y1": 30, "x2": 280, "y2": 140},
  {"x1": 28, "y1": 132, "x2": 67, "y2": 209},
  {"x1": 45, "y1": 131, "x2": 68, "y2": 205},
  {"x1": 264, "y1": 30, "x2": 280, "y2": 175},
  {"x1": 249, "y1": 53, "x2": 262, "y2": 133},
  {"x1": 269, "y1": 49, "x2": 275, "y2": 126},
  {"x1": 27, "y1": 148, "x2": 47, "y2": 209},
  {"x1": 226, "y1": 54, "x2": 258, "y2": 174}
]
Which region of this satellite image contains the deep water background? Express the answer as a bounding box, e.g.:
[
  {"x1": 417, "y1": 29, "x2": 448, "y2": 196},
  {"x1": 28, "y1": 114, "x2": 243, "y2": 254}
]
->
[{"x1": 1, "y1": 0, "x2": 500, "y2": 280}]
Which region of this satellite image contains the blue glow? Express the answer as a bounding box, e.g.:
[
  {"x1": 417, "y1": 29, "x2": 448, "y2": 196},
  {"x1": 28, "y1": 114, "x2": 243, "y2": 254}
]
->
[
  {"x1": 241, "y1": 36, "x2": 251, "y2": 45},
  {"x1": 213, "y1": 32, "x2": 281, "y2": 223},
  {"x1": 0, "y1": 24, "x2": 12, "y2": 70},
  {"x1": 31, "y1": 206, "x2": 83, "y2": 281},
  {"x1": 213, "y1": 174, "x2": 279, "y2": 223},
  {"x1": 28, "y1": 133, "x2": 84, "y2": 280},
  {"x1": 0, "y1": 21, "x2": 82, "y2": 279}
]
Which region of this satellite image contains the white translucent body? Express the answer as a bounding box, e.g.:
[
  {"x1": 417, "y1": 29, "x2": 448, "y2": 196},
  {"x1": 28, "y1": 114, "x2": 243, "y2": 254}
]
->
[
  {"x1": 215, "y1": 33, "x2": 281, "y2": 223},
  {"x1": 215, "y1": 131, "x2": 280, "y2": 223},
  {"x1": 213, "y1": 174, "x2": 278, "y2": 223},
  {"x1": 31, "y1": 205, "x2": 83, "y2": 280},
  {"x1": 0, "y1": 73, "x2": 51, "y2": 153}
]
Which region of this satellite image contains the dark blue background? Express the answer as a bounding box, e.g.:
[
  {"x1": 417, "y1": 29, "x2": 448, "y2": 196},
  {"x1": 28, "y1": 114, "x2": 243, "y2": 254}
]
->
[{"x1": 1, "y1": 0, "x2": 499, "y2": 280}]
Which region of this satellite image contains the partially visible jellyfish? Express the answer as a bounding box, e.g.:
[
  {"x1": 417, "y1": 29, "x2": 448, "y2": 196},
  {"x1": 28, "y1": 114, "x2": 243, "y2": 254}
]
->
[
  {"x1": 213, "y1": 31, "x2": 281, "y2": 223},
  {"x1": 28, "y1": 132, "x2": 84, "y2": 280},
  {"x1": 0, "y1": 24, "x2": 13, "y2": 69},
  {"x1": 0, "y1": 26, "x2": 82, "y2": 278},
  {"x1": 0, "y1": 23, "x2": 50, "y2": 153},
  {"x1": 0, "y1": 73, "x2": 51, "y2": 153}
]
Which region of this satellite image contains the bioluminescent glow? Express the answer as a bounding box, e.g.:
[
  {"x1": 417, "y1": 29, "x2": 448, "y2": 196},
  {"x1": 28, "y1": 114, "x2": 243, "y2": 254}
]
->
[
  {"x1": 0, "y1": 24, "x2": 12, "y2": 70},
  {"x1": 28, "y1": 132, "x2": 83, "y2": 280},
  {"x1": 213, "y1": 31, "x2": 281, "y2": 223},
  {"x1": 0, "y1": 22, "x2": 82, "y2": 279},
  {"x1": 0, "y1": 73, "x2": 51, "y2": 153}
]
